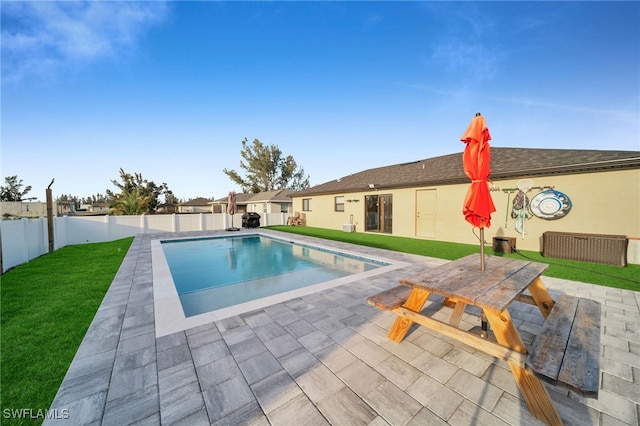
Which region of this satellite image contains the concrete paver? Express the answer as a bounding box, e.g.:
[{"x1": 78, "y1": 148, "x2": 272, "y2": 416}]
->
[{"x1": 45, "y1": 229, "x2": 640, "y2": 425}]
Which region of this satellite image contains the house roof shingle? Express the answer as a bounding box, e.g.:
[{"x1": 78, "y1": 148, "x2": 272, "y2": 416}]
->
[
  {"x1": 246, "y1": 189, "x2": 294, "y2": 203},
  {"x1": 296, "y1": 148, "x2": 640, "y2": 196},
  {"x1": 211, "y1": 190, "x2": 293, "y2": 204},
  {"x1": 210, "y1": 193, "x2": 254, "y2": 205},
  {"x1": 178, "y1": 197, "x2": 213, "y2": 206}
]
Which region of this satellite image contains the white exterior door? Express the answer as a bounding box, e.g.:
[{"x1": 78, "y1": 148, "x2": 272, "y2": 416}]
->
[{"x1": 416, "y1": 189, "x2": 437, "y2": 238}]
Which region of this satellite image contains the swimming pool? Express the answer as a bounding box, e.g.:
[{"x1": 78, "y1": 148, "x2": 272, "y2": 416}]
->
[
  {"x1": 152, "y1": 231, "x2": 407, "y2": 337},
  {"x1": 162, "y1": 235, "x2": 388, "y2": 317}
]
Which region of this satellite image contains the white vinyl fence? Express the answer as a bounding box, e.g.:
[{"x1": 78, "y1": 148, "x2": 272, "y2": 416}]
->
[{"x1": 1, "y1": 213, "x2": 290, "y2": 273}]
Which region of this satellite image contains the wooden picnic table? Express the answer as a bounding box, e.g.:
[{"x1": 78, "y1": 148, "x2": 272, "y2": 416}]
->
[{"x1": 367, "y1": 253, "x2": 600, "y2": 426}]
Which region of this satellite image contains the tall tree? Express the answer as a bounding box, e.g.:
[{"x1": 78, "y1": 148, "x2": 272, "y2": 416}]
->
[
  {"x1": 57, "y1": 193, "x2": 109, "y2": 209},
  {"x1": 84, "y1": 193, "x2": 108, "y2": 204},
  {"x1": 223, "y1": 138, "x2": 310, "y2": 193},
  {"x1": 106, "y1": 168, "x2": 172, "y2": 214},
  {"x1": 111, "y1": 188, "x2": 151, "y2": 215},
  {"x1": 0, "y1": 176, "x2": 32, "y2": 201},
  {"x1": 56, "y1": 194, "x2": 80, "y2": 209}
]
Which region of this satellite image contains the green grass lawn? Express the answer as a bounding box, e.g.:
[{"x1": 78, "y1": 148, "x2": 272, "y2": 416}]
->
[
  {"x1": 1, "y1": 229, "x2": 638, "y2": 425},
  {"x1": 268, "y1": 226, "x2": 640, "y2": 291},
  {"x1": 1, "y1": 237, "x2": 133, "y2": 426}
]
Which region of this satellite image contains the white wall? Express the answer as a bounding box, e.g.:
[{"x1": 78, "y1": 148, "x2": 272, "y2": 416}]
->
[
  {"x1": 1, "y1": 218, "x2": 49, "y2": 271},
  {"x1": 1, "y1": 212, "x2": 289, "y2": 273}
]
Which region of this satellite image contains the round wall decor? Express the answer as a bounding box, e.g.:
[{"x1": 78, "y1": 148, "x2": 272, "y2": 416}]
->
[{"x1": 529, "y1": 189, "x2": 572, "y2": 219}]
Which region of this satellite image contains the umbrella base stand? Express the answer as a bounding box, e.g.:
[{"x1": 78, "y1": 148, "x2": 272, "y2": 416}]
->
[{"x1": 226, "y1": 215, "x2": 240, "y2": 231}]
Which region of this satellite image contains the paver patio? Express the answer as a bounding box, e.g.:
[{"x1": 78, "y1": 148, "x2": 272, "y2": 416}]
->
[{"x1": 45, "y1": 229, "x2": 640, "y2": 425}]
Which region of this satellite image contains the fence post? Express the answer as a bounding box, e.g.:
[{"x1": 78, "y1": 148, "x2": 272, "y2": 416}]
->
[
  {"x1": 46, "y1": 184, "x2": 54, "y2": 253},
  {"x1": 105, "y1": 215, "x2": 110, "y2": 241},
  {"x1": 140, "y1": 214, "x2": 148, "y2": 234},
  {"x1": 54, "y1": 216, "x2": 61, "y2": 250},
  {"x1": 40, "y1": 217, "x2": 48, "y2": 255},
  {"x1": 22, "y1": 218, "x2": 29, "y2": 265}
]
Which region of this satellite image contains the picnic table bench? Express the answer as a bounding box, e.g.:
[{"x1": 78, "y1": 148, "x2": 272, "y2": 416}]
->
[
  {"x1": 526, "y1": 294, "x2": 601, "y2": 396},
  {"x1": 367, "y1": 254, "x2": 601, "y2": 426}
]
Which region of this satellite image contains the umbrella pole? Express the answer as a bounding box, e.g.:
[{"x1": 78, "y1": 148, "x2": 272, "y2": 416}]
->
[{"x1": 480, "y1": 228, "x2": 485, "y2": 271}]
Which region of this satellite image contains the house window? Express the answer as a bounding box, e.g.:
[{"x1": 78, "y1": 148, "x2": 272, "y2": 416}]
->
[
  {"x1": 302, "y1": 198, "x2": 312, "y2": 211},
  {"x1": 280, "y1": 203, "x2": 288, "y2": 213},
  {"x1": 335, "y1": 196, "x2": 345, "y2": 212}
]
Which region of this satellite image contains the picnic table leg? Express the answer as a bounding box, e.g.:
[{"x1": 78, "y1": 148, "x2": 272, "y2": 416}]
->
[
  {"x1": 449, "y1": 299, "x2": 467, "y2": 327},
  {"x1": 527, "y1": 277, "x2": 555, "y2": 319},
  {"x1": 485, "y1": 309, "x2": 563, "y2": 426},
  {"x1": 387, "y1": 288, "x2": 430, "y2": 342},
  {"x1": 447, "y1": 299, "x2": 486, "y2": 338}
]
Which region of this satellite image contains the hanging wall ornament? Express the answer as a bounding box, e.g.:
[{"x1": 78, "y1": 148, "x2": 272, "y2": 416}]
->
[
  {"x1": 530, "y1": 189, "x2": 572, "y2": 219},
  {"x1": 512, "y1": 190, "x2": 531, "y2": 238},
  {"x1": 511, "y1": 179, "x2": 533, "y2": 238}
]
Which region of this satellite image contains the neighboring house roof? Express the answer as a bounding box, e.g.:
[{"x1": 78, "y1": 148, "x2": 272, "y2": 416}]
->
[
  {"x1": 296, "y1": 148, "x2": 640, "y2": 196},
  {"x1": 178, "y1": 197, "x2": 213, "y2": 206},
  {"x1": 80, "y1": 202, "x2": 110, "y2": 208},
  {"x1": 210, "y1": 193, "x2": 254, "y2": 205},
  {"x1": 246, "y1": 189, "x2": 294, "y2": 203},
  {"x1": 211, "y1": 190, "x2": 294, "y2": 204}
]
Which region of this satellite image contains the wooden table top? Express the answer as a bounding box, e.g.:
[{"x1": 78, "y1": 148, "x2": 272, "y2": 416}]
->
[{"x1": 399, "y1": 254, "x2": 549, "y2": 312}]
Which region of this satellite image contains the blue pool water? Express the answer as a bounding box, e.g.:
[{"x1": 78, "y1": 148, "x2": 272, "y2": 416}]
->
[{"x1": 160, "y1": 235, "x2": 388, "y2": 317}]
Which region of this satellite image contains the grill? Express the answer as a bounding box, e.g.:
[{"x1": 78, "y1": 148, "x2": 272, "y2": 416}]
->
[
  {"x1": 241, "y1": 212, "x2": 261, "y2": 228},
  {"x1": 542, "y1": 231, "x2": 628, "y2": 266}
]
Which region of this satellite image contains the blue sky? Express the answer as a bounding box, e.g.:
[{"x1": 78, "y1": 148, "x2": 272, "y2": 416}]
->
[{"x1": 2, "y1": 1, "x2": 639, "y2": 202}]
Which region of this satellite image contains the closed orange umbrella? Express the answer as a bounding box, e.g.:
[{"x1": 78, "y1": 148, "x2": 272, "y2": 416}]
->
[{"x1": 461, "y1": 113, "x2": 495, "y2": 270}]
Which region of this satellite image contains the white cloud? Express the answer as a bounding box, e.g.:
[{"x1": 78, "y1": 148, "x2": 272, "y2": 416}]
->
[
  {"x1": 409, "y1": 83, "x2": 637, "y2": 124},
  {"x1": 431, "y1": 41, "x2": 499, "y2": 81},
  {"x1": 1, "y1": 1, "x2": 170, "y2": 83}
]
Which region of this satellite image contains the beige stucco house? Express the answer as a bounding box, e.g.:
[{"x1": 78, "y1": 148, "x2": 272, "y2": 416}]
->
[
  {"x1": 246, "y1": 189, "x2": 294, "y2": 214},
  {"x1": 177, "y1": 198, "x2": 214, "y2": 214},
  {"x1": 212, "y1": 190, "x2": 293, "y2": 215},
  {"x1": 0, "y1": 201, "x2": 74, "y2": 218},
  {"x1": 79, "y1": 203, "x2": 110, "y2": 215},
  {"x1": 291, "y1": 148, "x2": 640, "y2": 264},
  {"x1": 209, "y1": 193, "x2": 253, "y2": 214}
]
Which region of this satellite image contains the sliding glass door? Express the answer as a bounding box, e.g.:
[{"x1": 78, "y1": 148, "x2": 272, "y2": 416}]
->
[{"x1": 365, "y1": 194, "x2": 392, "y2": 233}]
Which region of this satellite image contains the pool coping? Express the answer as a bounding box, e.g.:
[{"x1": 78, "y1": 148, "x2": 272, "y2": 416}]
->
[{"x1": 152, "y1": 231, "x2": 411, "y2": 337}]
